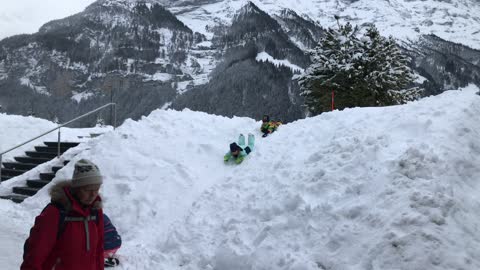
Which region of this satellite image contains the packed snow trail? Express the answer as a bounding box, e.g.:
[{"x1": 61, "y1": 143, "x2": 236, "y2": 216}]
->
[{"x1": 1, "y1": 85, "x2": 480, "y2": 270}]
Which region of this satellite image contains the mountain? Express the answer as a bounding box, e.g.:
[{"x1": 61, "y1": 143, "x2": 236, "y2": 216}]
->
[
  {"x1": 0, "y1": 0, "x2": 479, "y2": 125},
  {"x1": 405, "y1": 35, "x2": 480, "y2": 95},
  {"x1": 168, "y1": 0, "x2": 480, "y2": 50},
  {"x1": 172, "y1": 2, "x2": 315, "y2": 122},
  {"x1": 0, "y1": 0, "x2": 202, "y2": 125}
]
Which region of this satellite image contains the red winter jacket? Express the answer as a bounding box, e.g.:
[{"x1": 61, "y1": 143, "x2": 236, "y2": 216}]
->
[{"x1": 21, "y1": 181, "x2": 104, "y2": 270}]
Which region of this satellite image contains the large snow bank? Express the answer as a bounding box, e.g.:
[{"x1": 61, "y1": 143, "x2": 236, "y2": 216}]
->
[{"x1": 1, "y1": 85, "x2": 480, "y2": 270}]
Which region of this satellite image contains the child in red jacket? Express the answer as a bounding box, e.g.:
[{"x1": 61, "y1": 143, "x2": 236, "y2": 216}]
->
[{"x1": 22, "y1": 159, "x2": 105, "y2": 270}]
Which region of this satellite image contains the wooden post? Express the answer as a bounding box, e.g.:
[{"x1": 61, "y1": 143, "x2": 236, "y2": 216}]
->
[{"x1": 331, "y1": 90, "x2": 335, "y2": 111}]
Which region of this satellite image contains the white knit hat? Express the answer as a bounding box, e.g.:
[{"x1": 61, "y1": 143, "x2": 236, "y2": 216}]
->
[{"x1": 71, "y1": 159, "x2": 103, "y2": 188}]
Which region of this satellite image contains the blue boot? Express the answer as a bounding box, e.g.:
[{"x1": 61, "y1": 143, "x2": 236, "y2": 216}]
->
[
  {"x1": 247, "y1": 133, "x2": 255, "y2": 151},
  {"x1": 238, "y1": 134, "x2": 245, "y2": 147}
]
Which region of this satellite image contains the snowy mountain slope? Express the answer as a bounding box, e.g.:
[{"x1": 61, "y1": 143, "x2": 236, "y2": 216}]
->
[
  {"x1": 4, "y1": 0, "x2": 477, "y2": 49},
  {"x1": 0, "y1": 0, "x2": 201, "y2": 125},
  {"x1": 1, "y1": 84, "x2": 480, "y2": 269},
  {"x1": 169, "y1": 0, "x2": 480, "y2": 50}
]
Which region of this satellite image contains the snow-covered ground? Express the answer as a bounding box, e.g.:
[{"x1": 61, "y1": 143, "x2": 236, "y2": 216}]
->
[{"x1": 1, "y1": 84, "x2": 480, "y2": 269}]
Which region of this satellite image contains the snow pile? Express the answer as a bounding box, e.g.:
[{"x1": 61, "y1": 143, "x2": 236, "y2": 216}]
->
[
  {"x1": 163, "y1": 85, "x2": 480, "y2": 270},
  {"x1": 1, "y1": 85, "x2": 480, "y2": 269},
  {"x1": 256, "y1": 52, "x2": 304, "y2": 73}
]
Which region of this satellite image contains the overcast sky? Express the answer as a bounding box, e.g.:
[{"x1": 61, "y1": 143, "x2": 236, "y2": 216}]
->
[{"x1": 0, "y1": 0, "x2": 97, "y2": 40}]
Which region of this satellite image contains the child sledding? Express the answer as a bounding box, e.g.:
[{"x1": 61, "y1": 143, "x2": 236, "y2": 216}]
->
[
  {"x1": 224, "y1": 134, "x2": 255, "y2": 164},
  {"x1": 260, "y1": 115, "x2": 281, "y2": 137}
]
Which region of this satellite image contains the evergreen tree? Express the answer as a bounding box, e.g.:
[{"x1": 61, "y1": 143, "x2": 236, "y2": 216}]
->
[
  {"x1": 360, "y1": 26, "x2": 415, "y2": 105},
  {"x1": 298, "y1": 22, "x2": 415, "y2": 115}
]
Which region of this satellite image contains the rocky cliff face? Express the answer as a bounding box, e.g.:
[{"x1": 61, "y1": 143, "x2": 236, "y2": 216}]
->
[
  {"x1": 0, "y1": 0, "x2": 479, "y2": 125},
  {"x1": 404, "y1": 35, "x2": 480, "y2": 95},
  {"x1": 172, "y1": 3, "x2": 317, "y2": 122},
  {"x1": 0, "y1": 0, "x2": 200, "y2": 125}
]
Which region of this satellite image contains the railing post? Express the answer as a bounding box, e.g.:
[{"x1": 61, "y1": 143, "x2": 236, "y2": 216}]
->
[
  {"x1": 57, "y1": 128, "x2": 61, "y2": 158},
  {"x1": 0, "y1": 154, "x2": 2, "y2": 183},
  {"x1": 114, "y1": 103, "x2": 117, "y2": 130}
]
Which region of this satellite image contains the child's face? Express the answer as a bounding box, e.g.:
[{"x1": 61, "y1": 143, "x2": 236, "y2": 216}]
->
[
  {"x1": 232, "y1": 150, "x2": 240, "y2": 156},
  {"x1": 73, "y1": 184, "x2": 101, "y2": 206}
]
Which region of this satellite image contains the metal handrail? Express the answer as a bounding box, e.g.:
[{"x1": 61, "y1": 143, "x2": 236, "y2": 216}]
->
[{"x1": 0, "y1": 103, "x2": 116, "y2": 182}]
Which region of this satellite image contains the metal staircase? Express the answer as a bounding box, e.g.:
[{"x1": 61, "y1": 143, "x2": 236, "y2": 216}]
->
[
  {"x1": 0, "y1": 103, "x2": 116, "y2": 203},
  {"x1": 0, "y1": 142, "x2": 79, "y2": 203}
]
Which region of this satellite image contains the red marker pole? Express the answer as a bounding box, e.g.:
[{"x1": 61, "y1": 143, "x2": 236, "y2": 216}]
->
[{"x1": 331, "y1": 90, "x2": 335, "y2": 111}]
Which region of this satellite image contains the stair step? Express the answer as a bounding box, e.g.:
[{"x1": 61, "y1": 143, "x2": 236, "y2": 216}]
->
[
  {"x1": 27, "y1": 179, "x2": 51, "y2": 189},
  {"x1": 34, "y1": 146, "x2": 69, "y2": 153},
  {"x1": 1, "y1": 168, "x2": 28, "y2": 176},
  {"x1": 25, "y1": 151, "x2": 58, "y2": 159},
  {"x1": 40, "y1": 172, "x2": 55, "y2": 181},
  {"x1": 0, "y1": 194, "x2": 29, "y2": 203},
  {"x1": 14, "y1": 156, "x2": 51, "y2": 165},
  {"x1": 2, "y1": 162, "x2": 37, "y2": 170},
  {"x1": 1, "y1": 175, "x2": 12, "y2": 181},
  {"x1": 44, "y1": 142, "x2": 80, "y2": 148},
  {"x1": 52, "y1": 166, "x2": 63, "y2": 173},
  {"x1": 90, "y1": 133, "x2": 104, "y2": 138},
  {"x1": 13, "y1": 186, "x2": 40, "y2": 196}
]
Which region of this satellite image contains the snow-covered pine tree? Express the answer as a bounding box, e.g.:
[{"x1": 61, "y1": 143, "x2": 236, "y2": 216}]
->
[
  {"x1": 298, "y1": 22, "x2": 415, "y2": 115},
  {"x1": 360, "y1": 26, "x2": 415, "y2": 105},
  {"x1": 298, "y1": 22, "x2": 362, "y2": 115},
  {"x1": 96, "y1": 116, "x2": 105, "y2": 127}
]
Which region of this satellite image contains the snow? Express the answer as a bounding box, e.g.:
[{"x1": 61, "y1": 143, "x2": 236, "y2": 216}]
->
[
  {"x1": 155, "y1": 28, "x2": 174, "y2": 52},
  {"x1": 0, "y1": 113, "x2": 112, "y2": 165},
  {"x1": 143, "y1": 72, "x2": 173, "y2": 82},
  {"x1": 171, "y1": 0, "x2": 480, "y2": 50},
  {"x1": 288, "y1": 36, "x2": 308, "y2": 51},
  {"x1": 19, "y1": 77, "x2": 50, "y2": 96},
  {"x1": 414, "y1": 72, "x2": 428, "y2": 84},
  {"x1": 1, "y1": 84, "x2": 480, "y2": 269},
  {"x1": 193, "y1": 41, "x2": 213, "y2": 49},
  {"x1": 1, "y1": 0, "x2": 479, "y2": 50},
  {"x1": 72, "y1": 91, "x2": 95, "y2": 103},
  {"x1": 0, "y1": 60, "x2": 7, "y2": 81},
  {"x1": 177, "y1": 50, "x2": 219, "y2": 93},
  {"x1": 256, "y1": 52, "x2": 304, "y2": 73}
]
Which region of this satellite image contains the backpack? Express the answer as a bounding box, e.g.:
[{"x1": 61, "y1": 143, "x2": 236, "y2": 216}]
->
[
  {"x1": 103, "y1": 213, "x2": 122, "y2": 251},
  {"x1": 23, "y1": 202, "x2": 99, "y2": 260}
]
